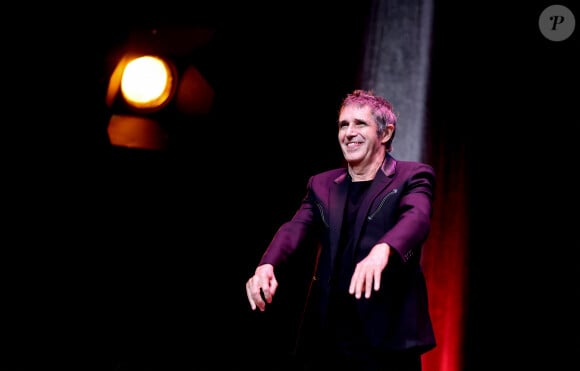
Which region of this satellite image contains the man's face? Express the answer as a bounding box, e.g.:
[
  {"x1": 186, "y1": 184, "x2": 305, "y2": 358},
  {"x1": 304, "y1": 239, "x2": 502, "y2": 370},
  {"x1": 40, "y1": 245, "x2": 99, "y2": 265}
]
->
[{"x1": 338, "y1": 105, "x2": 390, "y2": 166}]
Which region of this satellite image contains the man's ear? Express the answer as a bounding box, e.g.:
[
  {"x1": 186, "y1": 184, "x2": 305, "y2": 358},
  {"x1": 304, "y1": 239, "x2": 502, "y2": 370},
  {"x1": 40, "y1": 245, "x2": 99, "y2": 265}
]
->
[{"x1": 381, "y1": 124, "x2": 395, "y2": 144}]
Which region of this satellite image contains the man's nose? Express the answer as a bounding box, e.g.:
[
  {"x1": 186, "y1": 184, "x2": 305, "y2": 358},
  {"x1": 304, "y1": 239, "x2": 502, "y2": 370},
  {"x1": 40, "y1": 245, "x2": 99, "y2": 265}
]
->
[{"x1": 346, "y1": 124, "x2": 358, "y2": 136}]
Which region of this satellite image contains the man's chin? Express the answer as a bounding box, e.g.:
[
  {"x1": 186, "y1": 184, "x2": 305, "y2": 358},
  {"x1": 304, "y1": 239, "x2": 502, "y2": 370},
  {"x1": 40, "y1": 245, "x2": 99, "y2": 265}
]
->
[{"x1": 344, "y1": 156, "x2": 363, "y2": 165}]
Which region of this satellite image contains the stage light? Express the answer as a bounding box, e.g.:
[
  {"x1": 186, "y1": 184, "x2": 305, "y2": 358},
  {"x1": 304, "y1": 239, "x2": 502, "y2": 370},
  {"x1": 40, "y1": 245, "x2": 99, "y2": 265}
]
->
[
  {"x1": 105, "y1": 26, "x2": 216, "y2": 151},
  {"x1": 120, "y1": 55, "x2": 175, "y2": 112}
]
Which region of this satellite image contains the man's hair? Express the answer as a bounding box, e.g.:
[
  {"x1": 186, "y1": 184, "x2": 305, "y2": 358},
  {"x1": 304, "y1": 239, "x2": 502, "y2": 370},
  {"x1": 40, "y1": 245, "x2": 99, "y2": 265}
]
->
[{"x1": 340, "y1": 89, "x2": 397, "y2": 152}]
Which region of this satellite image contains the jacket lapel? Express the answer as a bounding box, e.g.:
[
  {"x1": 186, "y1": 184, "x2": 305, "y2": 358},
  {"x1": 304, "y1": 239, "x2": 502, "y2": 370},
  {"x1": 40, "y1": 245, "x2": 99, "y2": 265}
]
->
[
  {"x1": 351, "y1": 155, "x2": 396, "y2": 254},
  {"x1": 328, "y1": 171, "x2": 349, "y2": 273}
]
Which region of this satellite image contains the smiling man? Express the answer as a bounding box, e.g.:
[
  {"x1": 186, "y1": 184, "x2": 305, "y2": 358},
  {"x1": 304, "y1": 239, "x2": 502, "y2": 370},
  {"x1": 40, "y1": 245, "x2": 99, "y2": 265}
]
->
[{"x1": 246, "y1": 89, "x2": 437, "y2": 371}]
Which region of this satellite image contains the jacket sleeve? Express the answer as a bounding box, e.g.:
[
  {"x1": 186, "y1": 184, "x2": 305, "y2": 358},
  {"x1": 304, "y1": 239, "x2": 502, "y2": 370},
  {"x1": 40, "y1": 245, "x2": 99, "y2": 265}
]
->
[
  {"x1": 377, "y1": 163, "x2": 435, "y2": 263},
  {"x1": 259, "y1": 176, "x2": 318, "y2": 267}
]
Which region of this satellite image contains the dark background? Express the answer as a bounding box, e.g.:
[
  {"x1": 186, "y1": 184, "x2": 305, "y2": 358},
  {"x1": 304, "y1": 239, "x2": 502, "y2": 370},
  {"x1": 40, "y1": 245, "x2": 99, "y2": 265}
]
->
[{"x1": 5, "y1": 1, "x2": 577, "y2": 370}]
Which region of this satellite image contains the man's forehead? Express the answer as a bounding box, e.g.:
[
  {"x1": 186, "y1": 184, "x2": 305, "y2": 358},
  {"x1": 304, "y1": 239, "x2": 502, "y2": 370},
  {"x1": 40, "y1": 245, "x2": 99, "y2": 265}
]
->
[{"x1": 339, "y1": 104, "x2": 373, "y2": 119}]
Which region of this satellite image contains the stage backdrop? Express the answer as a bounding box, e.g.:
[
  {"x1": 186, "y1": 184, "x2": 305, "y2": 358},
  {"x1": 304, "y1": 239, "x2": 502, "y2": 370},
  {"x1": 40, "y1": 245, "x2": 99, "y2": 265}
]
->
[{"x1": 360, "y1": 1, "x2": 468, "y2": 371}]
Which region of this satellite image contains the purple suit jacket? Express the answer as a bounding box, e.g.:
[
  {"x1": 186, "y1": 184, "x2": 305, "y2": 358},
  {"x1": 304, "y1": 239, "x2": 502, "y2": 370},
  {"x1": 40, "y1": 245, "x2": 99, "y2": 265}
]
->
[{"x1": 259, "y1": 154, "x2": 436, "y2": 354}]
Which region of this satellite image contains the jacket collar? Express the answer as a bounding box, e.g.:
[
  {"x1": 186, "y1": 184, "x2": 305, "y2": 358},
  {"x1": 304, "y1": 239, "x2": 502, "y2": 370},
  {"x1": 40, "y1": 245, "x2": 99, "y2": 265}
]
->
[
  {"x1": 379, "y1": 153, "x2": 397, "y2": 178},
  {"x1": 333, "y1": 153, "x2": 396, "y2": 184}
]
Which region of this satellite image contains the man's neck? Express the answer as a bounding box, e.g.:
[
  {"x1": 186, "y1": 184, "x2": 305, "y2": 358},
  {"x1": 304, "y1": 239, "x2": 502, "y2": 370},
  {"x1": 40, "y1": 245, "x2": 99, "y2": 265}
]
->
[{"x1": 348, "y1": 155, "x2": 385, "y2": 182}]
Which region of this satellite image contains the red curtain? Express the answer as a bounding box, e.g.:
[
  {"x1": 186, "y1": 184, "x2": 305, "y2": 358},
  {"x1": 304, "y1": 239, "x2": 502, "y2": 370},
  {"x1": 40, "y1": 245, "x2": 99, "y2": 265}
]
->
[{"x1": 422, "y1": 141, "x2": 468, "y2": 371}]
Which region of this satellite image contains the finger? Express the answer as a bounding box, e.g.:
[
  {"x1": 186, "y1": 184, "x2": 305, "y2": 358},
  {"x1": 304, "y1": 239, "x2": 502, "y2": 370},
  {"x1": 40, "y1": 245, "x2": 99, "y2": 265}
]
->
[
  {"x1": 365, "y1": 271, "x2": 373, "y2": 299},
  {"x1": 350, "y1": 268, "x2": 365, "y2": 299},
  {"x1": 348, "y1": 270, "x2": 359, "y2": 296},
  {"x1": 245, "y1": 281, "x2": 257, "y2": 310},
  {"x1": 261, "y1": 288, "x2": 272, "y2": 305},
  {"x1": 251, "y1": 279, "x2": 267, "y2": 311},
  {"x1": 262, "y1": 277, "x2": 278, "y2": 303},
  {"x1": 255, "y1": 281, "x2": 267, "y2": 311},
  {"x1": 357, "y1": 278, "x2": 364, "y2": 299},
  {"x1": 373, "y1": 269, "x2": 381, "y2": 292}
]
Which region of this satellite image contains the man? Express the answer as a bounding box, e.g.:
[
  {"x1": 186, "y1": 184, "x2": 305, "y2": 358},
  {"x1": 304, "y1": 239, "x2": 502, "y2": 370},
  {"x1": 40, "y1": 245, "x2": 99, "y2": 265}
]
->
[{"x1": 246, "y1": 89, "x2": 436, "y2": 371}]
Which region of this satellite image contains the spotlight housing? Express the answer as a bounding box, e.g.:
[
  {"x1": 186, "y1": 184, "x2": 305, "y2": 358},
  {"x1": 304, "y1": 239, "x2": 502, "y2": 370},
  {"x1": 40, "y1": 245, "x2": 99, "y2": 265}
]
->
[{"x1": 103, "y1": 26, "x2": 216, "y2": 151}]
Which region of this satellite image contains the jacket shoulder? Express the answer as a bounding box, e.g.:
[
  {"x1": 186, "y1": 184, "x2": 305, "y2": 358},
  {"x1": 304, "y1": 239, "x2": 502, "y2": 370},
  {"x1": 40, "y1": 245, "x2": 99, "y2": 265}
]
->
[
  {"x1": 311, "y1": 167, "x2": 346, "y2": 182},
  {"x1": 394, "y1": 160, "x2": 435, "y2": 175}
]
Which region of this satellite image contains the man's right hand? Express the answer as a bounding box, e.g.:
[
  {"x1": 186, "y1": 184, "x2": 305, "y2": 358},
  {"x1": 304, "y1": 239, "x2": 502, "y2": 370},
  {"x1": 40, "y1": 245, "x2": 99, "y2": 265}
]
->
[{"x1": 245, "y1": 264, "x2": 277, "y2": 311}]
